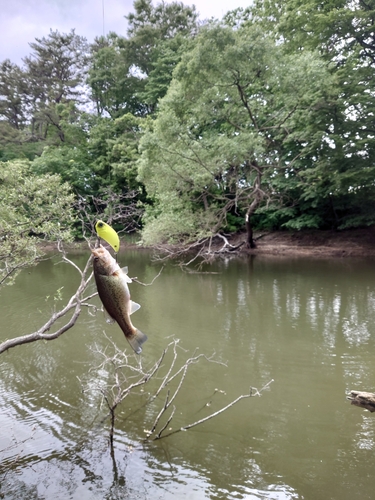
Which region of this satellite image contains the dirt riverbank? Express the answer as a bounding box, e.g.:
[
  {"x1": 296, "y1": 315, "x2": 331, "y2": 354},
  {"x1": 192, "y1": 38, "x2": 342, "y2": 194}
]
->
[{"x1": 238, "y1": 226, "x2": 375, "y2": 258}]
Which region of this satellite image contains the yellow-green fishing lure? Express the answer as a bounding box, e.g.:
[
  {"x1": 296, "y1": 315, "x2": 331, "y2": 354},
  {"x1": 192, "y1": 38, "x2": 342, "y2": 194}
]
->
[{"x1": 95, "y1": 220, "x2": 120, "y2": 253}]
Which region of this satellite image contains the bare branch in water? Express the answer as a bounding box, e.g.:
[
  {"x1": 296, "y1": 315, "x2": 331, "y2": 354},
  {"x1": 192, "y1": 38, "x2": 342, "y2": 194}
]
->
[
  {"x1": 0, "y1": 427, "x2": 37, "y2": 477},
  {"x1": 131, "y1": 265, "x2": 165, "y2": 286},
  {"x1": 150, "y1": 232, "x2": 248, "y2": 271},
  {"x1": 152, "y1": 379, "x2": 274, "y2": 440},
  {"x1": 81, "y1": 337, "x2": 272, "y2": 445}
]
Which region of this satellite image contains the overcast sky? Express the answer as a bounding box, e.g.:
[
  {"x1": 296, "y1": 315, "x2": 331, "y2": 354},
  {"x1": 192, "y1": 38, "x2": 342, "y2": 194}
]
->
[{"x1": 1, "y1": 0, "x2": 251, "y2": 64}]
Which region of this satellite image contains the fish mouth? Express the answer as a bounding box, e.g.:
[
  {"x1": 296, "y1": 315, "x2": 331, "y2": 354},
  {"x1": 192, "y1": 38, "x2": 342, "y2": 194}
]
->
[{"x1": 91, "y1": 245, "x2": 105, "y2": 257}]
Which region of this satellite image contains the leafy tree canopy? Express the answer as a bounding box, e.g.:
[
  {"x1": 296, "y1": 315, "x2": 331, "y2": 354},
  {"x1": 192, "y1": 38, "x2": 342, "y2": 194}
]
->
[
  {"x1": 0, "y1": 160, "x2": 75, "y2": 285},
  {"x1": 138, "y1": 23, "x2": 335, "y2": 244},
  {"x1": 125, "y1": 0, "x2": 198, "y2": 75}
]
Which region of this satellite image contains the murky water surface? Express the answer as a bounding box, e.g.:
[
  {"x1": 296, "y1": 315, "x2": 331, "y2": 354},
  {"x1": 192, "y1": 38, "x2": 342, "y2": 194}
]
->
[{"x1": 1, "y1": 250, "x2": 375, "y2": 499}]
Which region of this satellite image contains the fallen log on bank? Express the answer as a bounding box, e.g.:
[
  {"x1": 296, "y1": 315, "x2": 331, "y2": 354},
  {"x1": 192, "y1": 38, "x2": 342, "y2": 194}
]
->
[{"x1": 347, "y1": 390, "x2": 375, "y2": 412}]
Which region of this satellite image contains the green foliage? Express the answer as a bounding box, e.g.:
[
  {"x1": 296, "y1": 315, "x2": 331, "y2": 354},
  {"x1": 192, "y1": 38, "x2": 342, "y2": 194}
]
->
[
  {"x1": 0, "y1": 160, "x2": 75, "y2": 285},
  {"x1": 282, "y1": 214, "x2": 322, "y2": 231},
  {"x1": 88, "y1": 113, "x2": 146, "y2": 194},
  {"x1": 0, "y1": 28, "x2": 89, "y2": 157},
  {"x1": 141, "y1": 197, "x2": 207, "y2": 244},
  {"x1": 0, "y1": 60, "x2": 27, "y2": 129},
  {"x1": 88, "y1": 33, "x2": 148, "y2": 117},
  {"x1": 1, "y1": 0, "x2": 375, "y2": 246},
  {"x1": 222, "y1": 212, "x2": 245, "y2": 233},
  {"x1": 138, "y1": 22, "x2": 334, "y2": 244},
  {"x1": 23, "y1": 29, "x2": 89, "y2": 107},
  {"x1": 31, "y1": 145, "x2": 93, "y2": 194},
  {"x1": 87, "y1": 1, "x2": 198, "y2": 117},
  {"x1": 140, "y1": 35, "x2": 193, "y2": 110},
  {"x1": 125, "y1": 0, "x2": 198, "y2": 75},
  {"x1": 273, "y1": 0, "x2": 375, "y2": 230}
]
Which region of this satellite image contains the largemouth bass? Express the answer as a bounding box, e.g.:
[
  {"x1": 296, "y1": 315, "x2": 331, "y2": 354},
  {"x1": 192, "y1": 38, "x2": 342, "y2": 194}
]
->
[{"x1": 92, "y1": 245, "x2": 147, "y2": 354}]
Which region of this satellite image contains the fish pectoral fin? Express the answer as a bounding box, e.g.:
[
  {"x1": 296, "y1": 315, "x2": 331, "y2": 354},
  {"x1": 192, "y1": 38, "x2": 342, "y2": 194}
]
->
[
  {"x1": 121, "y1": 267, "x2": 132, "y2": 283},
  {"x1": 127, "y1": 328, "x2": 148, "y2": 354},
  {"x1": 103, "y1": 308, "x2": 116, "y2": 324},
  {"x1": 129, "y1": 301, "x2": 141, "y2": 315}
]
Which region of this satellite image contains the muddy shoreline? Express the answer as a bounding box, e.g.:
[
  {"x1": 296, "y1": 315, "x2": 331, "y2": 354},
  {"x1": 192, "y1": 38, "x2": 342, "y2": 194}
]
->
[{"x1": 239, "y1": 226, "x2": 375, "y2": 258}]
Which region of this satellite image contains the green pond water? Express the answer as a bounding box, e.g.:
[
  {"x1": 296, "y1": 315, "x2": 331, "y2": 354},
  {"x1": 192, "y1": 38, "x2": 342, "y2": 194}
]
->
[{"x1": 1, "y1": 249, "x2": 375, "y2": 499}]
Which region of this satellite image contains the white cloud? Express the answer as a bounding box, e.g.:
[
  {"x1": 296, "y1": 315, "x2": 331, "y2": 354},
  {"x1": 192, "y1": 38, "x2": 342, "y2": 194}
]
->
[
  {"x1": 1, "y1": 0, "x2": 132, "y2": 63},
  {"x1": 0, "y1": 0, "x2": 252, "y2": 64}
]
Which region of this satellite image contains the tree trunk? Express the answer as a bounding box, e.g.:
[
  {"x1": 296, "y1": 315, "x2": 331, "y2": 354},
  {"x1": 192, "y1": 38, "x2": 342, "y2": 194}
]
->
[
  {"x1": 246, "y1": 213, "x2": 256, "y2": 248},
  {"x1": 245, "y1": 162, "x2": 264, "y2": 249}
]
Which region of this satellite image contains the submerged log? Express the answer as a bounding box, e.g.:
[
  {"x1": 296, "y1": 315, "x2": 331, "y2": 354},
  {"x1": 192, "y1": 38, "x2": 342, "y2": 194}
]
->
[{"x1": 347, "y1": 390, "x2": 375, "y2": 412}]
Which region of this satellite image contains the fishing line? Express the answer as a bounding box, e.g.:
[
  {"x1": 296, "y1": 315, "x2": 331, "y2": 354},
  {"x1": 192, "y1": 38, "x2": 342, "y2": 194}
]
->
[
  {"x1": 100, "y1": 0, "x2": 119, "y2": 259},
  {"x1": 101, "y1": 0, "x2": 113, "y2": 190},
  {"x1": 102, "y1": 0, "x2": 105, "y2": 37}
]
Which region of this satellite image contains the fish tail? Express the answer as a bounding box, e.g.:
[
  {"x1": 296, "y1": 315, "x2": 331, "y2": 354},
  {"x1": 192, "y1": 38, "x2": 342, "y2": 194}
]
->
[{"x1": 127, "y1": 329, "x2": 148, "y2": 354}]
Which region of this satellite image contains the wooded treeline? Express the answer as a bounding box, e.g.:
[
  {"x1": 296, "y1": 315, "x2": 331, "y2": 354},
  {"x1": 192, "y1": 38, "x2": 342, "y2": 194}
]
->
[{"x1": 1, "y1": 0, "x2": 374, "y2": 250}]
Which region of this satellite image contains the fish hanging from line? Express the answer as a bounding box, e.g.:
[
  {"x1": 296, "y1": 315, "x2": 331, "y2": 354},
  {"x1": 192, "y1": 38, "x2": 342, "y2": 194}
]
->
[
  {"x1": 95, "y1": 220, "x2": 120, "y2": 253},
  {"x1": 92, "y1": 245, "x2": 147, "y2": 354}
]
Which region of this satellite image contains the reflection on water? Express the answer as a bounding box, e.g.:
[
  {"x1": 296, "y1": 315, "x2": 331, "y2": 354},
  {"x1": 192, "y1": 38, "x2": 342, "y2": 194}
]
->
[{"x1": 1, "y1": 252, "x2": 375, "y2": 499}]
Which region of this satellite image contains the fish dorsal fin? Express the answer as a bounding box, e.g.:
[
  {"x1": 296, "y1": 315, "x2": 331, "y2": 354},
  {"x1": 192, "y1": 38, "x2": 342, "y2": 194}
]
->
[
  {"x1": 129, "y1": 301, "x2": 141, "y2": 315},
  {"x1": 122, "y1": 267, "x2": 132, "y2": 283}
]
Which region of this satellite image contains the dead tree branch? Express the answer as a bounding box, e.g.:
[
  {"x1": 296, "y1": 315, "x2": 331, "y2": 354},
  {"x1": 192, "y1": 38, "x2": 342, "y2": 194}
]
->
[
  {"x1": 81, "y1": 338, "x2": 273, "y2": 445},
  {"x1": 150, "y1": 379, "x2": 274, "y2": 440},
  {"x1": 0, "y1": 246, "x2": 96, "y2": 355},
  {"x1": 75, "y1": 189, "x2": 144, "y2": 240},
  {"x1": 0, "y1": 427, "x2": 37, "y2": 478},
  {"x1": 131, "y1": 266, "x2": 165, "y2": 286},
  {"x1": 347, "y1": 390, "x2": 375, "y2": 412}
]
